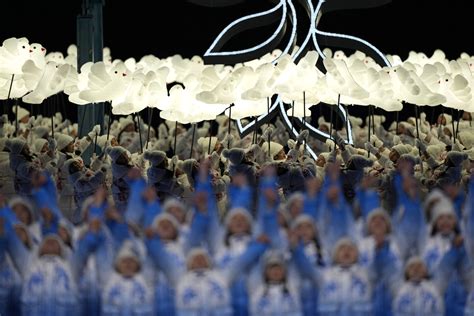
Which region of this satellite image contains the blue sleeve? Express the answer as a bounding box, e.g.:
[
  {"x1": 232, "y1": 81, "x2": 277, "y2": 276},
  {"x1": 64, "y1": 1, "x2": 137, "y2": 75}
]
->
[
  {"x1": 196, "y1": 175, "x2": 221, "y2": 254},
  {"x1": 71, "y1": 230, "x2": 104, "y2": 279},
  {"x1": 320, "y1": 187, "x2": 355, "y2": 250},
  {"x1": 142, "y1": 200, "x2": 161, "y2": 229},
  {"x1": 43, "y1": 172, "x2": 59, "y2": 205},
  {"x1": 184, "y1": 211, "x2": 210, "y2": 251},
  {"x1": 372, "y1": 241, "x2": 402, "y2": 285},
  {"x1": 226, "y1": 240, "x2": 268, "y2": 284},
  {"x1": 0, "y1": 214, "x2": 15, "y2": 264},
  {"x1": 303, "y1": 193, "x2": 321, "y2": 222},
  {"x1": 453, "y1": 192, "x2": 464, "y2": 220},
  {"x1": 40, "y1": 212, "x2": 60, "y2": 237},
  {"x1": 88, "y1": 203, "x2": 106, "y2": 221},
  {"x1": 292, "y1": 242, "x2": 319, "y2": 283},
  {"x1": 433, "y1": 246, "x2": 464, "y2": 294},
  {"x1": 31, "y1": 173, "x2": 62, "y2": 217},
  {"x1": 0, "y1": 234, "x2": 6, "y2": 264},
  {"x1": 260, "y1": 205, "x2": 285, "y2": 249},
  {"x1": 317, "y1": 174, "x2": 337, "y2": 225},
  {"x1": 228, "y1": 184, "x2": 252, "y2": 210},
  {"x1": 391, "y1": 174, "x2": 426, "y2": 258},
  {"x1": 5, "y1": 224, "x2": 31, "y2": 277},
  {"x1": 355, "y1": 187, "x2": 381, "y2": 220},
  {"x1": 145, "y1": 236, "x2": 180, "y2": 285},
  {"x1": 35, "y1": 189, "x2": 62, "y2": 218},
  {"x1": 464, "y1": 177, "x2": 474, "y2": 261},
  {"x1": 124, "y1": 178, "x2": 147, "y2": 226},
  {"x1": 105, "y1": 219, "x2": 131, "y2": 245},
  {"x1": 0, "y1": 206, "x2": 20, "y2": 226},
  {"x1": 256, "y1": 175, "x2": 279, "y2": 228}
]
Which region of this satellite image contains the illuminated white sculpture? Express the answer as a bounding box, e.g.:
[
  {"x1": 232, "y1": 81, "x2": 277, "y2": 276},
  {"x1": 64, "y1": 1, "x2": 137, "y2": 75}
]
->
[
  {"x1": 79, "y1": 61, "x2": 131, "y2": 103},
  {"x1": 23, "y1": 62, "x2": 73, "y2": 104},
  {"x1": 0, "y1": 37, "x2": 30, "y2": 75}
]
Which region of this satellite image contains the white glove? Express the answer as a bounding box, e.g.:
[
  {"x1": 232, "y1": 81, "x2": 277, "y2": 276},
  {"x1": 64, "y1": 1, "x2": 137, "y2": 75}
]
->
[
  {"x1": 287, "y1": 139, "x2": 296, "y2": 150},
  {"x1": 170, "y1": 155, "x2": 179, "y2": 171},
  {"x1": 261, "y1": 126, "x2": 273, "y2": 142},
  {"x1": 48, "y1": 138, "x2": 57, "y2": 151},
  {"x1": 88, "y1": 124, "x2": 101, "y2": 139},
  {"x1": 297, "y1": 130, "x2": 309, "y2": 145},
  {"x1": 364, "y1": 142, "x2": 378, "y2": 156},
  {"x1": 332, "y1": 132, "x2": 345, "y2": 150},
  {"x1": 211, "y1": 152, "x2": 220, "y2": 170},
  {"x1": 55, "y1": 112, "x2": 63, "y2": 122},
  {"x1": 371, "y1": 135, "x2": 384, "y2": 149}
]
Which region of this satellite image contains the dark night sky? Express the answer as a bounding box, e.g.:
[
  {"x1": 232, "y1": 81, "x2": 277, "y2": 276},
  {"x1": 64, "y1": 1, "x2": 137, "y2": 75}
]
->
[
  {"x1": 0, "y1": 0, "x2": 473, "y2": 126},
  {"x1": 1, "y1": 0, "x2": 473, "y2": 61}
]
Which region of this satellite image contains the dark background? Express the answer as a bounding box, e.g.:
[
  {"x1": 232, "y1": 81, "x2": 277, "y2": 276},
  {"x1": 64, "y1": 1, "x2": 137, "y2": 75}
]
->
[{"x1": 1, "y1": 0, "x2": 473, "y2": 130}]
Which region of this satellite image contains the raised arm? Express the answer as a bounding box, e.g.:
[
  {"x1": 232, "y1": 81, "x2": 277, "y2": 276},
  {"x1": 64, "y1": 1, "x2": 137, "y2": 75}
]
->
[
  {"x1": 391, "y1": 172, "x2": 426, "y2": 259},
  {"x1": 256, "y1": 185, "x2": 285, "y2": 249},
  {"x1": 124, "y1": 175, "x2": 147, "y2": 226},
  {"x1": 291, "y1": 241, "x2": 320, "y2": 284},
  {"x1": 195, "y1": 169, "x2": 222, "y2": 255},
  {"x1": 463, "y1": 175, "x2": 474, "y2": 261},
  {"x1": 371, "y1": 239, "x2": 403, "y2": 294},
  {"x1": 71, "y1": 222, "x2": 106, "y2": 280},
  {"x1": 76, "y1": 170, "x2": 105, "y2": 192},
  {"x1": 145, "y1": 233, "x2": 181, "y2": 286},
  {"x1": 432, "y1": 237, "x2": 466, "y2": 295},
  {"x1": 184, "y1": 204, "x2": 211, "y2": 252},
  {"x1": 224, "y1": 235, "x2": 269, "y2": 285},
  {"x1": 319, "y1": 173, "x2": 355, "y2": 250}
]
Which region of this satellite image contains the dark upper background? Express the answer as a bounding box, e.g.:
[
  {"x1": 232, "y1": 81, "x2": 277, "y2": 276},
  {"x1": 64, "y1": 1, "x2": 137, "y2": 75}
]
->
[
  {"x1": 2, "y1": 0, "x2": 472, "y2": 62},
  {"x1": 0, "y1": 0, "x2": 473, "y2": 127}
]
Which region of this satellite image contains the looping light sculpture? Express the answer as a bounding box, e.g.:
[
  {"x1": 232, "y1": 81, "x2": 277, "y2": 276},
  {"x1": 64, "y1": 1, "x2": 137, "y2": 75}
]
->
[{"x1": 193, "y1": 0, "x2": 396, "y2": 158}]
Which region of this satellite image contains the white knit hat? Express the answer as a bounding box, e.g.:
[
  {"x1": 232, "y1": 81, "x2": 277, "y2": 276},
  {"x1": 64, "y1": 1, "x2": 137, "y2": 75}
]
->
[
  {"x1": 262, "y1": 141, "x2": 284, "y2": 161},
  {"x1": 163, "y1": 198, "x2": 186, "y2": 214},
  {"x1": 119, "y1": 117, "x2": 135, "y2": 132},
  {"x1": 290, "y1": 214, "x2": 315, "y2": 230},
  {"x1": 114, "y1": 240, "x2": 141, "y2": 270},
  {"x1": 39, "y1": 234, "x2": 66, "y2": 258},
  {"x1": 197, "y1": 136, "x2": 218, "y2": 154},
  {"x1": 186, "y1": 247, "x2": 212, "y2": 270},
  {"x1": 224, "y1": 207, "x2": 253, "y2": 228},
  {"x1": 332, "y1": 238, "x2": 358, "y2": 263},
  {"x1": 263, "y1": 250, "x2": 287, "y2": 269},
  {"x1": 366, "y1": 208, "x2": 391, "y2": 233},
  {"x1": 431, "y1": 199, "x2": 456, "y2": 225},
  {"x1": 404, "y1": 256, "x2": 426, "y2": 274},
  {"x1": 392, "y1": 144, "x2": 412, "y2": 156},
  {"x1": 55, "y1": 133, "x2": 74, "y2": 151},
  {"x1": 152, "y1": 213, "x2": 180, "y2": 231},
  {"x1": 423, "y1": 189, "x2": 449, "y2": 222},
  {"x1": 12, "y1": 105, "x2": 29, "y2": 121},
  {"x1": 426, "y1": 144, "x2": 445, "y2": 161},
  {"x1": 458, "y1": 131, "x2": 474, "y2": 149},
  {"x1": 9, "y1": 196, "x2": 35, "y2": 220},
  {"x1": 32, "y1": 138, "x2": 48, "y2": 153},
  {"x1": 439, "y1": 113, "x2": 452, "y2": 124},
  {"x1": 5, "y1": 138, "x2": 27, "y2": 155}
]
